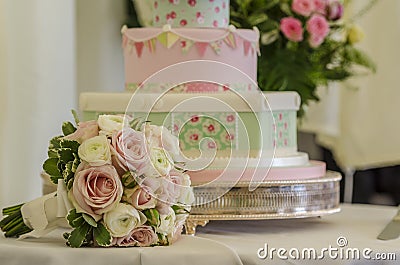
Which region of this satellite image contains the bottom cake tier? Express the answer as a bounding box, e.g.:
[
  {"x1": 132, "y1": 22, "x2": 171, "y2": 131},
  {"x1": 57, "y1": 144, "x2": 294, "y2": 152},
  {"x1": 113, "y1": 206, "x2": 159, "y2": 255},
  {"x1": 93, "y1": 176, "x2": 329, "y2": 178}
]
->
[{"x1": 185, "y1": 171, "x2": 341, "y2": 234}]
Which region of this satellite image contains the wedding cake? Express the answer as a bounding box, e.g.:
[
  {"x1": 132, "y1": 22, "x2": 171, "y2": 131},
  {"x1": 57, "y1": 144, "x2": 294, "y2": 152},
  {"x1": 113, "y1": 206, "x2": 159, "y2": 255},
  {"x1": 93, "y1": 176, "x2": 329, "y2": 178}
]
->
[{"x1": 80, "y1": 0, "x2": 327, "y2": 184}]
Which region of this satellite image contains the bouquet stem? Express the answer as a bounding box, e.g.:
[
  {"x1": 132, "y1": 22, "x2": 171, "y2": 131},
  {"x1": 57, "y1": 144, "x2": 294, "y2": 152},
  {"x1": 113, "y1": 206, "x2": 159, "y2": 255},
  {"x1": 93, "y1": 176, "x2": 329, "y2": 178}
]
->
[{"x1": 0, "y1": 203, "x2": 32, "y2": 238}]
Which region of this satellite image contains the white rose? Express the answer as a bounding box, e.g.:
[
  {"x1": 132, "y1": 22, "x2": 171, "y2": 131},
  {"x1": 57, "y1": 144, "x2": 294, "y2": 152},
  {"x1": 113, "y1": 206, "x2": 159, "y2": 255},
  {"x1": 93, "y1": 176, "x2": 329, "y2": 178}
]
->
[
  {"x1": 78, "y1": 135, "x2": 111, "y2": 166},
  {"x1": 144, "y1": 147, "x2": 173, "y2": 177},
  {"x1": 98, "y1": 114, "x2": 128, "y2": 135},
  {"x1": 103, "y1": 203, "x2": 147, "y2": 237},
  {"x1": 156, "y1": 207, "x2": 176, "y2": 235}
]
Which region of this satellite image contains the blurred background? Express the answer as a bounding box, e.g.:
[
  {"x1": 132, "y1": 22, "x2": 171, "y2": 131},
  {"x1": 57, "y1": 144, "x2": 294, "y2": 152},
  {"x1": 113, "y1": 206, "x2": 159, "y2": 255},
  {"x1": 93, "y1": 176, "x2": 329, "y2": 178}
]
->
[{"x1": 0, "y1": 0, "x2": 399, "y2": 207}]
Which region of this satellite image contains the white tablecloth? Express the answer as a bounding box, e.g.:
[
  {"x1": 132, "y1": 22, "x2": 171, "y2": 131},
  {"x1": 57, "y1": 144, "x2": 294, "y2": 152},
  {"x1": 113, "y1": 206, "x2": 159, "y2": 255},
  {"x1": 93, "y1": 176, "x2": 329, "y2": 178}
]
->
[
  {"x1": 197, "y1": 204, "x2": 400, "y2": 265},
  {"x1": 0, "y1": 204, "x2": 399, "y2": 265}
]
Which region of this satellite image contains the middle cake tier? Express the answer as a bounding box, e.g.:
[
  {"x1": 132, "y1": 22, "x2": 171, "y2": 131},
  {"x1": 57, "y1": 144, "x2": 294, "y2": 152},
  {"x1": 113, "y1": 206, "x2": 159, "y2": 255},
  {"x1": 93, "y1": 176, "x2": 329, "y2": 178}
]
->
[
  {"x1": 80, "y1": 91, "x2": 300, "y2": 158},
  {"x1": 122, "y1": 25, "x2": 260, "y2": 92}
]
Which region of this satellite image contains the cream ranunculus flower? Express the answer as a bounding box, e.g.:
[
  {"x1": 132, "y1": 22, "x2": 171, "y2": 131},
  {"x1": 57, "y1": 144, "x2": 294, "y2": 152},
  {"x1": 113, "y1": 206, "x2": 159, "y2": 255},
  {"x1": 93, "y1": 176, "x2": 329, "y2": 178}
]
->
[
  {"x1": 98, "y1": 114, "x2": 128, "y2": 135},
  {"x1": 103, "y1": 203, "x2": 147, "y2": 238},
  {"x1": 156, "y1": 207, "x2": 176, "y2": 235},
  {"x1": 144, "y1": 147, "x2": 173, "y2": 177},
  {"x1": 78, "y1": 135, "x2": 111, "y2": 166}
]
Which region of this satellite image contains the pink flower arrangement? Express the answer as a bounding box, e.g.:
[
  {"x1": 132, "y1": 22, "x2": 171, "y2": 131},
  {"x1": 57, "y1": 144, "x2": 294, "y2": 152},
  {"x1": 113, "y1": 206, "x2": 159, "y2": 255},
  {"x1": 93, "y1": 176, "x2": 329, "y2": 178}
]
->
[
  {"x1": 230, "y1": 0, "x2": 375, "y2": 112},
  {"x1": 280, "y1": 0, "x2": 336, "y2": 48}
]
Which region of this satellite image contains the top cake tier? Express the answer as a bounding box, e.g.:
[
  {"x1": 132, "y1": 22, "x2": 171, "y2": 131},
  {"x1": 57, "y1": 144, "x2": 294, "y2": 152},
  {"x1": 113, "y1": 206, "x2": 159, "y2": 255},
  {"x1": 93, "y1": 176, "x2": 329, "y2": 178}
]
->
[{"x1": 152, "y1": 0, "x2": 230, "y2": 28}]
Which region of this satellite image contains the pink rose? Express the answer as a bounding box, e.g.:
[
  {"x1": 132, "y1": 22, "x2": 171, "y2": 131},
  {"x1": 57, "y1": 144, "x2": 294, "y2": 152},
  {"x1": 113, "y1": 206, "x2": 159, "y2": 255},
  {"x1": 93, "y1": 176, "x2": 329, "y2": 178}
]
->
[
  {"x1": 306, "y1": 14, "x2": 330, "y2": 46},
  {"x1": 292, "y1": 0, "x2": 315, "y2": 17},
  {"x1": 64, "y1": 120, "x2": 99, "y2": 144},
  {"x1": 69, "y1": 164, "x2": 123, "y2": 221},
  {"x1": 143, "y1": 124, "x2": 181, "y2": 162},
  {"x1": 140, "y1": 177, "x2": 177, "y2": 215},
  {"x1": 112, "y1": 226, "x2": 158, "y2": 247},
  {"x1": 280, "y1": 17, "x2": 304, "y2": 42},
  {"x1": 313, "y1": 0, "x2": 327, "y2": 15},
  {"x1": 308, "y1": 34, "x2": 325, "y2": 48},
  {"x1": 127, "y1": 185, "x2": 157, "y2": 210},
  {"x1": 327, "y1": 0, "x2": 343, "y2": 21},
  {"x1": 111, "y1": 128, "x2": 150, "y2": 176}
]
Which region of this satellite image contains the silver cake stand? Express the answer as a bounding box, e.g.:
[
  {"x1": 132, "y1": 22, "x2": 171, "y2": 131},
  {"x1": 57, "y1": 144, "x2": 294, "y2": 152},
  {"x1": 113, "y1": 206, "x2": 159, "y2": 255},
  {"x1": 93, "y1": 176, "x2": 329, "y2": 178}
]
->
[{"x1": 185, "y1": 171, "x2": 341, "y2": 234}]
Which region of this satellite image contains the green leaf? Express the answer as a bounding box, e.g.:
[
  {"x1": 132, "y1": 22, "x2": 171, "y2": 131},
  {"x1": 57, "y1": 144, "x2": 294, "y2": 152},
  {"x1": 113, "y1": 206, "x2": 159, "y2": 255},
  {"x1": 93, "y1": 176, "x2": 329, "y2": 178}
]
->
[
  {"x1": 130, "y1": 117, "x2": 146, "y2": 131},
  {"x1": 82, "y1": 213, "x2": 97, "y2": 227},
  {"x1": 62, "y1": 121, "x2": 77, "y2": 136},
  {"x1": 344, "y1": 45, "x2": 377, "y2": 72},
  {"x1": 66, "y1": 209, "x2": 81, "y2": 227},
  {"x1": 121, "y1": 171, "x2": 137, "y2": 189},
  {"x1": 248, "y1": 13, "x2": 268, "y2": 26},
  {"x1": 60, "y1": 139, "x2": 80, "y2": 153},
  {"x1": 49, "y1": 136, "x2": 62, "y2": 149},
  {"x1": 47, "y1": 149, "x2": 58, "y2": 158},
  {"x1": 67, "y1": 223, "x2": 92, "y2": 248},
  {"x1": 93, "y1": 223, "x2": 112, "y2": 247},
  {"x1": 43, "y1": 158, "x2": 61, "y2": 177},
  {"x1": 72, "y1": 154, "x2": 80, "y2": 173},
  {"x1": 72, "y1": 216, "x2": 85, "y2": 227},
  {"x1": 66, "y1": 177, "x2": 74, "y2": 190},
  {"x1": 71, "y1": 110, "x2": 80, "y2": 125},
  {"x1": 280, "y1": 2, "x2": 292, "y2": 15},
  {"x1": 143, "y1": 208, "x2": 160, "y2": 226},
  {"x1": 57, "y1": 148, "x2": 74, "y2": 163}
]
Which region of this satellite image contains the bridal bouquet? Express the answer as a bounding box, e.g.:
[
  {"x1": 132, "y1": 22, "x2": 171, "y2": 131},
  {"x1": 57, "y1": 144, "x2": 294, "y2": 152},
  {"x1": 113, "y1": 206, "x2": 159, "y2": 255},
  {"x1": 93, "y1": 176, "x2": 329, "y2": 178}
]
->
[{"x1": 0, "y1": 113, "x2": 194, "y2": 247}]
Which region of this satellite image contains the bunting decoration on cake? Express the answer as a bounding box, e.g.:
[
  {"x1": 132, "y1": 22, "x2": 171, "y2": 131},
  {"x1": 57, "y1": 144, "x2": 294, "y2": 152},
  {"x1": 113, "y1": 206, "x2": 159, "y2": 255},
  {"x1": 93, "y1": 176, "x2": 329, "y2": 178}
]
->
[
  {"x1": 210, "y1": 40, "x2": 222, "y2": 55},
  {"x1": 128, "y1": 40, "x2": 135, "y2": 54},
  {"x1": 134, "y1": 42, "x2": 145, "y2": 58},
  {"x1": 157, "y1": 31, "x2": 180, "y2": 49},
  {"x1": 122, "y1": 25, "x2": 258, "y2": 58},
  {"x1": 144, "y1": 38, "x2": 156, "y2": 53},
  {"x1": 195, "y1": 42, "x2": 209, "y2": 57},
  {"x1": 243, "y1": 40, "x2": 252, "y2": 56},
  {"x1": 223, "y1": 32, "x2": 237, "y2": 49},
  {"x1": 180, "y1": 39, "x2": 194, "y2": 54}
]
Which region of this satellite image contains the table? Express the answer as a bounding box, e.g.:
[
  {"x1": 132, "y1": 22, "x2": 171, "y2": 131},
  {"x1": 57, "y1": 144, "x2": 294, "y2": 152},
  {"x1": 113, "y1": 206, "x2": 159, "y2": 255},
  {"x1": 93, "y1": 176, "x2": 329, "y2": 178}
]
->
[{"x1": 0, "y1": 204, "x2": 399, "y2": 265}]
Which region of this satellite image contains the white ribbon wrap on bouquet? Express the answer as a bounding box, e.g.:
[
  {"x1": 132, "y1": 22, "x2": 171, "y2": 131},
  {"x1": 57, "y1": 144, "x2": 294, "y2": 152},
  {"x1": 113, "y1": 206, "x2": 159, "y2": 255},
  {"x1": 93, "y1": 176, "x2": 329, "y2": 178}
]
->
[{"x1": 19, "y1": 180, "x2": 73, "y2": 239}]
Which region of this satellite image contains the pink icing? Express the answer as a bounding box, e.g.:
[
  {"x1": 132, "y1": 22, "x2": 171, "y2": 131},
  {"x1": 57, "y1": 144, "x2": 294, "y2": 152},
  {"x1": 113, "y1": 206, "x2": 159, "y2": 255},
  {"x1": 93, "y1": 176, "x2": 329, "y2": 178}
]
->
[
  {"x1": 188, "y1": 161, "x2": 326, "y2": 185},
  {"x1": 123, "y1": 27, "x2": 259, "y2": 86}
]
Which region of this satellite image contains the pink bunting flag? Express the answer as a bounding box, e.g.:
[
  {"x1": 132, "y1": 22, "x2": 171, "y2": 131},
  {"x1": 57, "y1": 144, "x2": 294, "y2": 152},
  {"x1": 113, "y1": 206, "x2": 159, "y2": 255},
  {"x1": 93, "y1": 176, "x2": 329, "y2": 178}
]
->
[
  {"x1": 243, "y1": 40, "x2": 252, "y2": 56},
  {"x1": 195, "y1": 42, "x2": 209, "y2": 57},
  {"x1": 134, "y1": 42, "x2": 144, "y2": 58}
]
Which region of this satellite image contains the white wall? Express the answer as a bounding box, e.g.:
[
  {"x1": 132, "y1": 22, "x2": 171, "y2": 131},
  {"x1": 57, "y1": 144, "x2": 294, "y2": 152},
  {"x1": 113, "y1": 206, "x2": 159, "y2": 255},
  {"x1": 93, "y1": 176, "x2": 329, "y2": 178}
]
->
[
  {"x1": 76, "y1": 0, "x2": 126, "y2": 94},
  {"x1": 0, "y1": 0, "x2": 76, "y2": 206},
  {"x1": 0, "y1": 0, "x2": 127, "y2": 208}
]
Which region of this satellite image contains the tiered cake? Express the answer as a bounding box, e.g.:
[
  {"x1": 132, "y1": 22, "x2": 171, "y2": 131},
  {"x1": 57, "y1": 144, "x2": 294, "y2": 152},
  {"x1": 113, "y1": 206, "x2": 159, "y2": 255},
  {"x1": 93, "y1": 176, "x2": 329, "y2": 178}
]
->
[{"x1": 80, "y1": 0, "x2": 341, "y2": 232}]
